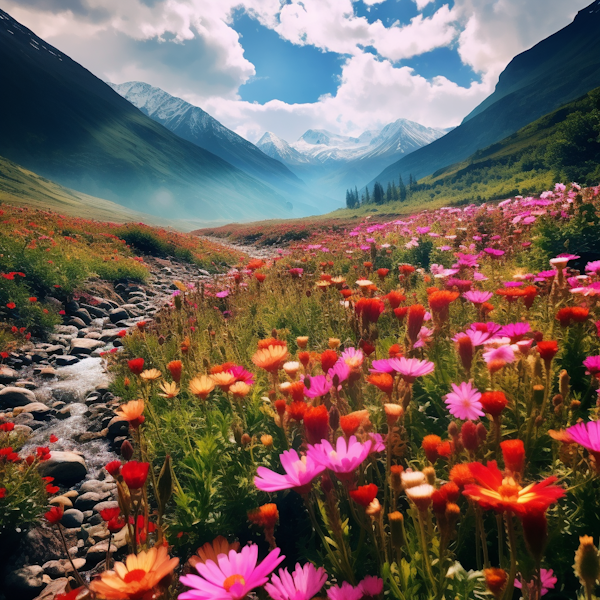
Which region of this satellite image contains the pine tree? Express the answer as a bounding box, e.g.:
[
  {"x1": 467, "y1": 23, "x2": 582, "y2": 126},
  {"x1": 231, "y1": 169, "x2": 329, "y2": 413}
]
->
[
  {"x1": 399, "y1": 175, "x2": 407, "y2": 202},
  {"x1": 365, "y1": 186, "x2": 371, "y2": 204},
  {"x1": 391, "y1": 181, "x2": 398, "y2": 201},
  {"x1": 373, "y1": 182, "x2": 384, "y2": 205},
  {"x1": 346, "y1": 189, "x2": 352, "y2": 208},
  {"x1": 386, "y1": 182, "x2": 393, "y2": 203}
]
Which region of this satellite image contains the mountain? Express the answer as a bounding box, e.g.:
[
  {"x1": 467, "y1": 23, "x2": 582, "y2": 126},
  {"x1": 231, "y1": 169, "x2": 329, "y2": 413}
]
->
[
  {"x1": 369, "y1": 0, "x2": 600, "y2": 191},
  {"x1": 257, "y1": 119, "x2": 446, "y2": 198},
  {"x1": 107, "y1": 81, "x2": 322, "y2": 209},
  {"x1": 0, "y1": 9, "x2": 300, "y2": 225},
  {"x1": 0, "y1": 154, "x2": 171, "y2": 226}
]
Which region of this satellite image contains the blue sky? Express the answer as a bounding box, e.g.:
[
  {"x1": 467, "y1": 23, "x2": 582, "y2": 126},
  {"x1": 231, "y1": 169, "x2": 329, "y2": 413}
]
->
[{"x1": 4, "y1": 0, "x2": 590, "y2": 142}]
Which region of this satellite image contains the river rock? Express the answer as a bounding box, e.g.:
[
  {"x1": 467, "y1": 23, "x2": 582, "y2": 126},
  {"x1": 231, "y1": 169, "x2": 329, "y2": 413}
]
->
[
  {"x1": 0, "y1": 366, "x2": 18, "y2": 383},
  {"x1": 40, "y1": 367, "x2": 58, "y2": 378},
  {"x1": 68, "y1": 317, "x2": 88, "y2": 329},
  {"x1": 45, "y1": 345, "x2": 65, "y2": 356},
  {"x1": 73, "y1": 308, "x2": 92, "y2": 325},
  {"x1": 31, "y1": 577, "x2": 69, "y2": 600},
  {"x1": 55, "y1": 356, "x2": 80, "y2": 367},
  {"x1": 74, "y1": 491, "x2": 110, "y2": 511},
  {"x1": 49, "y1": 496, "x2": 73, "y2": 509},
  {"x1": 61, "y1": 509, "x2": 84, "y2": 528},
  {"x1": 20, "y1": 402, "x2": 53, "y2": 421},
  {"x1": 5, "y1": 565, "x2": 45, "y2": 599},
  {"x1": 70, "y1": 338, "x2": 104, "y2": 356},
  {"x1": 107, "y1": 416, "x2": 128, "y2": 439},
  {"x1": 86, "y1": 541, "x2": 117, "y2": 565},
  {"x1": 42, "y1": 558, "x2": 86, "y2": 578},
  {"x1": 39, "y1": 451, "x2": 87, "y2": 485},
  {"x1": 109, "y1": 307, "x2": 129, "y2": 323},
  {"x1": 0, "y1": 386, "x2": 37, "y2": 408},
  {"x1": 79, "y1": 480, "x2": 115, "y2": 495}
]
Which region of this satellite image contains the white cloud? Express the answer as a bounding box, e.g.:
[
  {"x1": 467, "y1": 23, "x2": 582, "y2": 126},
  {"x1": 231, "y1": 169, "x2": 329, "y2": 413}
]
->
[{"x1": 2, "y1": 0, "x2": 592, "y2": 144}]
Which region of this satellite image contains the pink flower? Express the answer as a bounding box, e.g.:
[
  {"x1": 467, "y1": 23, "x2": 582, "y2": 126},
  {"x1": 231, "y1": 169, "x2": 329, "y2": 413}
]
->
[
  {"x1": 255, "y1": 449, "x2": 325, "y2": 493},
  {"x1": 368, "y1": 433, "x2": 385, "y2": 453},
  {"x1": 566, "y1": 420, "x2": 600, "y2": 452},
  {"x1": 484, "y1": 248, "x2": 505, "y2": 258},
  {"x1": 583, "y1": 355, "x2": 600, "y2": 376},
  {"x1": 229, "y1": 365, "x2": 255, "y2": 385},
  {"x1": 414, "y1": 327, "x2": 434, "y2": 349},
  {"x1": 358, "y1": 576, "x2": 383, "y2": 598},
  {"x1": 370, "y1": 359, "x2": 397, "y2": 374},
  {"x1": 585, "y1": 260, "x2": 600, "y2": 275},
  {"x1": 304, "y1": 375, "x2": 333, "y2": 398},
  {"x1": 329, "y1": 359, "x2": 350, "y2": 384},
  {"x1": 388, "y1": 357, "x2": 435, "y2": 383},
  {"x1": 482, "y1": 344, "x2": 516, "y2": 365},
  {"x1": 308, "y1": 436, "x2": 371, "y2": 478},
  {"x1": 444, "y1": 382, "x2": 484, "y2": 420},
  {"x1": 499, "y1": 322, "x2": 531, "y2": 343},
  {"x1": 265, "y1": 563, "x2": 327, "y2": 600},
  {"x1": 341, "y1": 347, "x2": 364, "y2": 370},
  {"x1": 463, "y1": 291, "x2": 493, "y2": 304},
  {"x1": 326, "y1": 582, "x2": 363, "y2": 600},
  {"x1": 514, "y1": 568, "x2": 557, "y2": 597},
  {"x1": 179, "y1": 545, "x2": 284, "y2": 600}
]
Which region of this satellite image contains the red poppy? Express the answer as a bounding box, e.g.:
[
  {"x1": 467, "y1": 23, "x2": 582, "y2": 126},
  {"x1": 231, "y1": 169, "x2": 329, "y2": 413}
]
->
[
  {"x1": 45, "y1": 506, "x2": 64, "y2": 524},
  {"x1": 105, "y1": 460, "x2": 122, "y2": 477},
  {"x1": 6, "y1": 302, "x2": 16, "y2": 310},
  {"x1": 167, "y1": 360, "x2": 183, "y2": 383},
  {"x1": 127, "y1": 357, "x2": 145, "y2": 375},
  {"x1": 349, "y1": 483, "x2": 379, "y2": 507},
  {"x1": 121, "y1": 461, "x2": 150, "y2": 489}
]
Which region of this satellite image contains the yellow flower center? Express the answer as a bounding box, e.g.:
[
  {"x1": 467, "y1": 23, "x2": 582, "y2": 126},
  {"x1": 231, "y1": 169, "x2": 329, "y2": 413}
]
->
[
  {"x1": 498, "y1": 477, "x2": 521, "y2": 500},
  {"x1": 123, "y1": 569, "x2": 147, "y2": 584},
  {"x1": 223, "y1": 574, "x2": 246, "y2": 591}
]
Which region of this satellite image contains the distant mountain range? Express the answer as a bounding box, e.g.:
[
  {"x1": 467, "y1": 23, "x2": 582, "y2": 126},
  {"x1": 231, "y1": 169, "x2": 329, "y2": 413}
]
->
[
  {"x1": 256, "y1": 120, "x2": 447, "y2": 198},
  {"x1": 107, "y1": 81, "x2": 339, "y2": 213},
  {"x1": 0, "y1": 9, "x2": 319, "y2": 225},
  {"x1": 369, "y1": 0, "x2": 600, "y2": 192}
]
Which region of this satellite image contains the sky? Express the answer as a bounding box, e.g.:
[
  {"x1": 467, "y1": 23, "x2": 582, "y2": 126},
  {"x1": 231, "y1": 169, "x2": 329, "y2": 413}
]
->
[{"x1": 3, "y1": 0, "x2": 591, "y2": 143}]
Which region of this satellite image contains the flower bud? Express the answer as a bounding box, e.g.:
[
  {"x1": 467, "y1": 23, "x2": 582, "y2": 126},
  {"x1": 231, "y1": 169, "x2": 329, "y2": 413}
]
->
[
  {"x1": 422, "y1": 466, "x2": 436, "y2": 486},
  {"x1": 405, "y1": 483, "x2": 434, "y2": 512},
  {"x1": 329, "y1": 405, "x2": 340, "y2": 433},
  {"x1": 484, "y1": 568, "x2": 508, "y2": 599},
  {"x1": 388, "y1": 511, "x2": 407, "y2": 551},
  {"x1": 476, "y1": 422, "x2": 488, "y2": 441},
  {"x1": 261, "y1": 434, "x2": 273, "y2": 448},
  {"x1": 500, "y1": 439, "x2": 525, "y2": 476},
  {"x1": 553, "y1": 394, "x2": 564, "y2": 407},
  {"x1": 575, "y1": 535, "x2": 600, "y2": 590},
  {"x1": 328, "y1": 338, "x2": 341, "y2": 349},
  {"x1": 120, "y1": 440, "x2": 134, "y2": 461},
  {"x1": 366, "y1": 498, "x2": 382, "y2": 517},
  {"x1": 533, "y1": 384, "x2": 545, "y2": 406},
  {"x1": 241, "y1": 433, "x2": 251, "y2": 446},
  {"x1": 461, "y1": 421, "x2": 479, "y2": 452},
  {"x1": 390, "y1": 465, "x2": 404, "y2": 493},
  {"x1": 560, "y1": 369, "x2": 570, "y2": 399},
  {"x1": 296, "y1": 336, "x2": 309, "y2": 349},
  {"x1": 521, "y1": 510, "x2": 547, "y2": 562},
  {"x1": 384, "y1": 403, "x2": 403, "y2": 425}
]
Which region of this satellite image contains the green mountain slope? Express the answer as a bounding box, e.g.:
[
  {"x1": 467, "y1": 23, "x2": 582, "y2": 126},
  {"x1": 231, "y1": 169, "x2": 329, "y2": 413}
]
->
[
  {"x1": 0, "y1": 9, "x2": 294, "y2": 225},
  {"x1": 369, "y1": 0, "x2": 600, "y2": 191}
]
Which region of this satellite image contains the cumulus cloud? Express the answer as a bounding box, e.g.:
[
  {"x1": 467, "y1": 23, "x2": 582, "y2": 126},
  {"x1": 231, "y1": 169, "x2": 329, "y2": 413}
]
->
[{"x1": 2, "y1": 0, "x2": 591, "y2": 143}]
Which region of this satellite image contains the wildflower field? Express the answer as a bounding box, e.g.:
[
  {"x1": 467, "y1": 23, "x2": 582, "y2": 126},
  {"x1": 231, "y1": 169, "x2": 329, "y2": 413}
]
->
[{"x1": 5, "y1": 183, "x2": 600, "y2": 600}]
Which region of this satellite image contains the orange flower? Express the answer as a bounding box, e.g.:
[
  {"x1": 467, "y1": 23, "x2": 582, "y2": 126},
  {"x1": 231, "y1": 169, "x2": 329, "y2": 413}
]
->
[
  {"x1": 463, "y1": 461, "x2": 564, "y2": 515},
  {"x1": 189, "y1": 375, "x2": 215, "y2": 399},
  {"x1": 320, "y1": 350, "x2": 338, "y2": 373},
  {"x1": 407, "y1": 304, "x2": 426, "y2": 343},
  {"x1": 366, "y1": 372, "x2": 394, "y2": 397},
  {"x1": 480, "y1": 391, "x2": 508, "y2": 418},
  {"x1": 422, "y1": 434, "x2": 442, "y2": 463},
  {"x1": 252, "y1": 345, "x2": 289, "y2": 374},
  {"x1": 248, "y1": 503, "x2": 279, "y2": 530},
  {"x1": 429, "y1": 290, "x2": 459, "y2": 323},
  {"x1": 89, "y1": 546, "x2": 179, "y2": 600},
  {"x1": 166, "y1": 360, "x2": 182, "y2": 383},
  {"x1": 258, "y1": 337, "x2": 287, "y2": 349},
  {"x1": 115, "y1": 400, "x2": 145, "y2": 428},
  {"x1": 339, "y1": 410, "x2": 369, "y2": 437},
  {"x1": 484, "y1": 568, "x2": 508, "y2": 599},
  {"x1": 211, "y1": 371, "x2": 237, "y2": 392},
  {"x1": 449, "y1": 463, "x2": 475, "y2": 489}
]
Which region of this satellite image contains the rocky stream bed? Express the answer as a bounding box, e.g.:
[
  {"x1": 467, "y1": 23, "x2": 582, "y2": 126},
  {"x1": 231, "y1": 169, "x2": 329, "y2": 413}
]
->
[{"x1": 0, "y1": 256, "x2": 222, "y2": 600}]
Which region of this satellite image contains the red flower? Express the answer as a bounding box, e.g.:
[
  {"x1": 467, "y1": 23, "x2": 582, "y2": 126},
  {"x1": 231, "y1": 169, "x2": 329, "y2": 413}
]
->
[
  {"x1": 55, "y1": 587, "x2": 85, "y2": 600},
  {"x1": 461, "y1": 420, "x2": 479, "y2": 452},
  {"x1": 407, "y1": 304, "x2": 426, "y2": 344},
  {"x1": 117, "y1": 330, "x2": 127, "y2": 338},
  {"x1": 320, "y1": 350, "x2": 338, "y2": 373},
  {"x1": 46, "y1": 484, "x2": 60, "y2": 494},
  {"x1": 105, "y1": 460, "x2": 122, "y2": 477},
  {"x1": 45, "y1": 506, "x2": 64, "y2": 524},
  {"x1": 121, "y1": 461, "x2": 150, "y2": 489},
  {"x1": 167, "y1": 360, "x2": 183, "y2": 383},
  {"x1": 429, "y1": 290, "x2": 459, "y2": 322},
  {"x1": 422, "y1": 434, "x2": 442, "y2": 463},
  {"x1": 377, "y1": 268, "x2": 389, "y2": 279},
  {"x1": 6, "y1": 302, "x2": 16, "y2": 310},
  {"x1": 303, "y1": 405, "x2": 330, "y2": 444},
  {"x1": 431, "y1": 489, "x2": 448, "y2": 514},
  {"x1": 522, "y1": 285, "x2": 538, "y2": 310},
  {"x1": 36, "y1": 446, "x2": 51, "y2": 461},
  {"x1": 286, "y1": 401, "x2": 307, "y2": 421},
  {"x1": 388, "y1": 344, "x2": 403, "y2": 358},
  {"x1": 399, "y1": 265, "x2": 415, "y2": 275},
  {"x1": 339, "y1": 412, "x2": 366, "y2": 437},
  {"x1": 385, "y1": 291, "x2": 406, "y2": 309},
  {"x1": 49, "y1": 434, "x2": 58, "y2": 443},
  {"x1": 127, "y1": 357, "x2": 145, "y2": 375},
  {"x1": 463, "y1": 461, "x2": 564, "y2": 515},
  {"x1": 355, "y1": 298, "x2": 385, "y2": 324},
  {"x1": 29, "y1": 297, "x2": 37, "y2": 303},
  {"x1": 349, "y1": 483, "x2": 379, "y2": 507},
  {"x1": 100, "y1": 507, "x2": 121, "y2": 522},
  {"x1": 571, "y1": 306, "x2": 590, "y2": 323},
  {"x1": 393, "y1": 306, "x2": 408, "y2": 321},
  {"x1": 480, "y1": 391, "x2": 508, "y2": 418},
  {"x1": 440, "y1": 482, "x2": 460, "y2": 502},
  {"x1": 359, "y1": 339, "x2": 376, "y2": 356},
  {"x1": 537, "y1": 340, "x2": 558, "y2": 367},
  {"x1": 0, "y1": 422, "x2": 15, "y2": 432},
  {"x1": 437, "y1": 441, "x2": 454, "y2": 459},
  {"x1": 136, "y1": 321, "x2": 147, "y2": 331},
  {"x1": 500, "y1": 439, "x2": 525, "y2": 475},
  {"x1": 274, "y1": 399, "x2": 287, "y2": 417}
]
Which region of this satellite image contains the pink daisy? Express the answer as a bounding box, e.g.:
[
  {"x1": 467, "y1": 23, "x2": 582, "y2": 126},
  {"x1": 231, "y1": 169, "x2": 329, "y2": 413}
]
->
[
  {"x1": 463, "y1": 290, "x2": 493, "y2": 305},
  {"x1": 566, "y1": 420, "x2": 600, "y2": 452},
  {"x1": 444, "y1": 381, "x2": 484, "y2": 420},
  {"x1": 326, "y1": 582, "x2": 363, "y2": 600},
  {"x1": 265, "y1": 563, "x2": 327, "y2": 600},
  {"x1": 254, "y1": 449, "x2": 325, "y2": 493},
  {"x1": 179, "y1": 545, "x2": 284, "y2": 600},
  {"x1": 388, "y1": 357, "x2": 435, "y2": 383},
  {"x1": 308, "y1": 436, "x2": 371, "y2": 478}
]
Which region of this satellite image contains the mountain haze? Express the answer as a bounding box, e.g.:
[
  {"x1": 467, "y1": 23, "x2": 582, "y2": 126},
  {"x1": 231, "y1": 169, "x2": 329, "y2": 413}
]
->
[
  {"x1": 107, "y1": 81, "x2": 339, "y2": 212},
  {"x1": 370, "y1": 0, "x2": 600, "y2": 191},
  {"x1": 0, "y1": 9, "x2": 300, "y2": 225}
]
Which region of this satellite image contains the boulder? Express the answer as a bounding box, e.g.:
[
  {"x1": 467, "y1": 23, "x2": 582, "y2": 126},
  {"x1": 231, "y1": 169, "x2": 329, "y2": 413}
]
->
[
  {"x1": 109, "y1": 307, "x2": 130, "y2": 323},
  {"x1": 73, "y1": 308, "x2": 93, "y2": 325},
  {"x1": 106, "y1": 416, "x2": 129, "y2": 439},
  {"x1": 0, "y1": 386, "x2": 37, "y2": 408},
  {"x1": 39, "y1": 451, "x2": 87, "y2": 485}
]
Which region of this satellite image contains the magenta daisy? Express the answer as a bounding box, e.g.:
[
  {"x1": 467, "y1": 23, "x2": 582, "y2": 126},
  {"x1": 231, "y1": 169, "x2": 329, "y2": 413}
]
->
[
  {"x1": 303, "y1": 375, "x2": 333, "y2": 399},
  {"x1": 444, "y1": 381, "x2": 484, "y2": 420},
  {"x1": 583, "y1": 355, "x2": 600, "y2": 376},
  {"x1": 265, "y1": 563, "x2": 327, "y2": 600},
  {"x1": 499, "y1": 322, "x2": 531, "y2": 343},
  {"x1": 179, "y1": 545, "x2": 284, "y2": 600},
  {"x1": 341, "y1": 347, "x2": 364, "y2": 370},
  {"x1": 326, "y1": 582, "x2": 363, "y2": 600},
  {"x1": 565, "y1": 420, "x2": 600, "y2": 453},
  {"x1": 307, "y1": 436, "x2": 372, "y2": 478},
  {"x1": 388, "y1": 357, "x2": 435, "y2": 383},
  {"x1": 358, "y1": 576, "x2": 383, "y2": 598},
  {"x1": 254, "y1": 449, "x2": 325, "y2": 493},
  {"x1": 482, "y1": 344, "x2": 516, "y2": 365}
]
